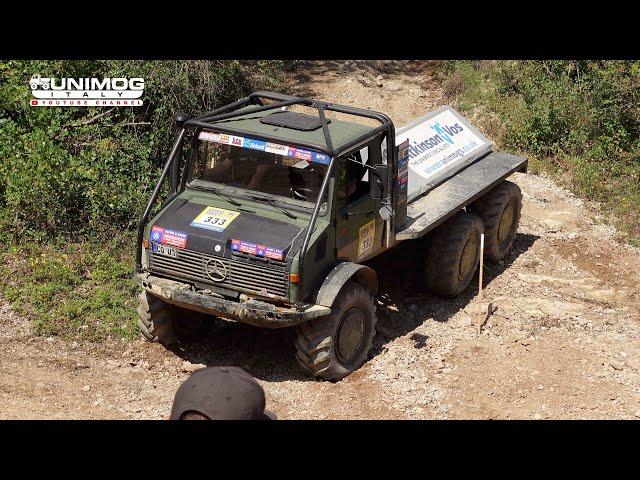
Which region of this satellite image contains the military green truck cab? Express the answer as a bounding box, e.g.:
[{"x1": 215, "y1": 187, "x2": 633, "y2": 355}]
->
[{"x1": 135, "y1": 91, "x2": 527, "y2": 381}]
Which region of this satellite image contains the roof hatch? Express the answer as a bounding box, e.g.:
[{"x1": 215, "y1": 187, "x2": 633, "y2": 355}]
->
[{"x1": 259, "y1": 111, "x2": 331, "y2": 131}]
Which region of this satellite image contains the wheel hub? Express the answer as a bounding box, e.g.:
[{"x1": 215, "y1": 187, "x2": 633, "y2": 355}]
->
[
  {"x1": 336, "y1": 308, "x2": 365, "y2": 364},
  {"x1": 459, "y1": 233, "x2": 479, "y2": 280},
  {"x1": 498, "y1": 203, "x2": 514, "y2": 242}
]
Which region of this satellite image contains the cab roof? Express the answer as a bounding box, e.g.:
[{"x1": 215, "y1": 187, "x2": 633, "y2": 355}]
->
[{"x1": 205, "y1": 106, "x2": 376, "y2": 153}]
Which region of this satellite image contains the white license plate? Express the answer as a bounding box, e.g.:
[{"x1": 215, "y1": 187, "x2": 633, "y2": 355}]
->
[{"x1": 152, "y1": 243, "x2": 177, "y2": 258}]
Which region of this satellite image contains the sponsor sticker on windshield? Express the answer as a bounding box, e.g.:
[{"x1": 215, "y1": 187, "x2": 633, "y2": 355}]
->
[
  {"x1": 266, "y1": 142, "x2": 289, "y2": 155},
  {"x1": 312, "y1": 152, "x2": 330, "y2": 165},
  {"x1": 199, "y1": 131, "x2": 244, "y2": 146},
  {"x1": 199, "y1": 131, "x2": 220, "y2": 142},
  {"x1": 198, "y1": 132, "x2": 329, "y2": 165},
  {"x1": 191, "y1": 206, "x2": 240, "y2": 232},
  {"x1": 243, "y1": 138, "x2": 266, "y2": 151}
]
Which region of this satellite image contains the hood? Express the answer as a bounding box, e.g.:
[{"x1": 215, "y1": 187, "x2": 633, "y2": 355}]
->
[{"x1": 149, "y1": 198, "x2": 305, "y2": 261}]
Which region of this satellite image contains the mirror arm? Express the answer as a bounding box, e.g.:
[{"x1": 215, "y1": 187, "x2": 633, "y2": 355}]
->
[{"x1": 346, "y1": 209, "x2": 376, "y2": 217}]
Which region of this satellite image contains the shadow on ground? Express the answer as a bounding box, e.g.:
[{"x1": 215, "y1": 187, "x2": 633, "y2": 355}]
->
[
  {"x1": 367, "y1": 233, "x2": 539, "y2": 357},
  {"x1": 171, "y1": 233, "x2": 539, "y2": 382}
]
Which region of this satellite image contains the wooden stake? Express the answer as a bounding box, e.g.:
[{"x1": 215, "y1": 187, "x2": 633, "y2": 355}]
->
[
  {"x1": 479, "y1": 234, "x2": 484, "y2": 299},
  {"x1": 477, "y1": 234, "x2": 485, "y2": 334},
  {"x1": 475, "y1": 234, "x2": 497, "y2": 335}
]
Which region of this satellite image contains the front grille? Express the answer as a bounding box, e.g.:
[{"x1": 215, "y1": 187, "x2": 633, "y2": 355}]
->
[{"x1": 149, "y1": 247, "x2": 289, "y2": 299}]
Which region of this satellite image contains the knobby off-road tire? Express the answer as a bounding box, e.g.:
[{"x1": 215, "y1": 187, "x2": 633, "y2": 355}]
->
[
  {"x1": 295, "y1": 282, "x2": 377, "y2": 381},
  {"x1": 425, "y1": 211, "x2": 483, "y2": 297},
  {"x1": 137, "y1": 291, "x2": 211, "y2": 347},
  {"x1": 471, "y1": 180, "x2": 522, "y2": 262},
  {"x1": 137, "y1": 291, "x2": 177, "y2": 346}
]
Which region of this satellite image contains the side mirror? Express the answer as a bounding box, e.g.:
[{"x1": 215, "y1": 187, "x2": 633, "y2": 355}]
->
[
  {"x1": 370, "y1": 164, "x2": 388, "y2": 200},
  {"x1": 379, "y1": 204, "x2": 392, "y2": 221}
]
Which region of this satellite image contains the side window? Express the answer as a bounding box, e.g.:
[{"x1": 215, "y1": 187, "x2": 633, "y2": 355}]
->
[
  {"x1": 379, "y1": 135, "x2": 388, "y2": 165},
  {"x1": 346, "y1": 144, "x2": 371, "y2": 204}
]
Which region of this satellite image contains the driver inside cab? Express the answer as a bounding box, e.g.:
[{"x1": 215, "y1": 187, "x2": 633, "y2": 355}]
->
[{"x1": 207, "y1": 148, "x2": 278, "y2": 190}]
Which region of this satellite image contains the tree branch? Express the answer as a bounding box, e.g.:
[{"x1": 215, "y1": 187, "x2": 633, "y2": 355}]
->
[{"x1": 70, "y1": 107, "x2": 116, "y2": 127}]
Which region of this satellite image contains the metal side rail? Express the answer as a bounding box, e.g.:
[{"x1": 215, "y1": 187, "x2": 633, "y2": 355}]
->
[{"x1": 396, "y1": 151, "x2": 528, "y2": 241}]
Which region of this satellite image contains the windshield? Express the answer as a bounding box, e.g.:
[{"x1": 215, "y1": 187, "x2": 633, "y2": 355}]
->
[{"x1": 188, "y1": 131, "x2": 330, "y2": 208}]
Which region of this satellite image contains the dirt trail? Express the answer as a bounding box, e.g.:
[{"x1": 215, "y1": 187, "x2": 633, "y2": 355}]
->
[{"x1": 2, "y1": 60, "x2": 640, "y2": 419}]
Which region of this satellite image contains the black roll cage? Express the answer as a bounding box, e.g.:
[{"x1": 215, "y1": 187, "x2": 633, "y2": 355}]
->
[{"x1": 135, "y1": 91, "x2": 396, "y2": 308}]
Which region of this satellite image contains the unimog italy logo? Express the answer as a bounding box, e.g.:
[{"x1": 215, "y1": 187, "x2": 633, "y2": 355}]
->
[{"x1": 29, "y1": 74, "x2": 144, "y2": 107}]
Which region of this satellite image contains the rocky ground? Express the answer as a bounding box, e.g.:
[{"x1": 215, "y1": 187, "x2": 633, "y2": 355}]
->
[{"x1": 1, "y1": 61, "x2": 639, "y2": 419}]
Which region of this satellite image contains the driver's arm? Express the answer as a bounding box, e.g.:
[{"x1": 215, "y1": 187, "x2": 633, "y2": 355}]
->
[
  {"x1": 246, "y1": 162, "x2": 272, "y2": 190},
  {"x1": 206, "y1": 157, "x2": 233, "y2": 181}
]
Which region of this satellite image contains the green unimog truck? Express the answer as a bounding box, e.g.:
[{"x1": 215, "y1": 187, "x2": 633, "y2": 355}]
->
[{"x1": 135, "y1": 91, "x2": 527, "y2": 380}]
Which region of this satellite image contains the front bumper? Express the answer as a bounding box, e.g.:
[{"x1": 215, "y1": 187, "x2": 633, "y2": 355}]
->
[{"x1": 136, "y1": 272, "x2": 331, "y2": 328}]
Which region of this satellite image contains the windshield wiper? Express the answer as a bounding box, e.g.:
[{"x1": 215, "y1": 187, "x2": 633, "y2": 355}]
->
[
  {"x1": 249, "y1": 195, "x2": 297, "y2": 220},
  {"x1": 191, "y1": 184, "x2": 242, "y2": 207}
]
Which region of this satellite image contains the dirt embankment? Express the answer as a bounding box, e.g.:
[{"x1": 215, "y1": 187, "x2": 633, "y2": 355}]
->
[{"x1": 1, "y1": 60, "x2": 639, "y2": 419}]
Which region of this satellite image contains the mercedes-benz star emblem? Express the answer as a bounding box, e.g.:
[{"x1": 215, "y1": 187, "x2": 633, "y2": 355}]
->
[{"x1": 205, "y1": 258, "x2": 227, "y2": 282}]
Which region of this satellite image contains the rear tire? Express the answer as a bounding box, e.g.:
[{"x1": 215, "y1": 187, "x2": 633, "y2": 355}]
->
[
  {"x1": 470, "y1": 181, "x2": 522, "y2": 262},
  {"x1": 425, "y1": 211, "x2": 483, "y2": 297},
  {"x1": 295, "y1": 282, "x2": 377, "y2": 381}
]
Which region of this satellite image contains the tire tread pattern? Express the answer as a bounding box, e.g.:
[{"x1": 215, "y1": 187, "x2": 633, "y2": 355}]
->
[
  {"x1": 425, "y1": 211, "x2": 483, "y2": 297},
  {"x1": 471, "y1": 180, "x2": 522, "y2": 262},
  {"x1": 137, "y1": 291, "x2": 177, "y2": 346},
  {"x1": 294, "y1": 282, "x2": 376, "y2": 381}
]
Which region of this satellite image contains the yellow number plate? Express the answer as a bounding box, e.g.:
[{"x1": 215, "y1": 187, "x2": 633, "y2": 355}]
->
[
  {"x1": 357, "y1": 219, "x2": 376, "y2": 260},
  {"x1": 190, "y1": 206, "x2": 240, "y2": 232}
]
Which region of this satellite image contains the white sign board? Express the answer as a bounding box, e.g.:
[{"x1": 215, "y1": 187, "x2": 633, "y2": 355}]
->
[{"x1": 396, "y1": 105, "x2": 493, "y2": 202}]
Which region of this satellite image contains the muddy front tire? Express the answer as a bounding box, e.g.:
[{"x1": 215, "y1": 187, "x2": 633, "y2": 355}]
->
[
  {"x1": 470, "y1": 180, "x2": 522, "y2": 262},
  {"x1": 137, "y1": 291, "x2": 177, "y2": 346},
  {"x1": 425, "y1": 211, "x2": 483, "y2": 297},
  {"x1": 295, "y1": 282, "x2": 377, "y2": 381}
]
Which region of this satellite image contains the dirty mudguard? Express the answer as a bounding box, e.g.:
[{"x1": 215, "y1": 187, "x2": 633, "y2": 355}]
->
[
  {"x1": 315, "y1": 262, "x2": 378, "y2": 307},
  {"x1": 136, "y1": 273, "x2": 331, "y2": 328}
]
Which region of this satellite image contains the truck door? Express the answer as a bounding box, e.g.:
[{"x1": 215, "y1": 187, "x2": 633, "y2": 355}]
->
[{"x1": 334, "y1": 139, "x2": 385, "y2": 263}]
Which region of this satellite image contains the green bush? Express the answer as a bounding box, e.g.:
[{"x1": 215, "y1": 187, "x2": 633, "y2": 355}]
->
[
  {"x1": 440, "y1": 60, "x2": 640, "y2": 241},
  {"x1": 0, "y1": 60, "x2": 287, "y2": 340},
  {"x1": 0, "y1": 60, "x2": 286, "y2": 241},
  {"x1": 0, "y1": 237, "x2": 140, "y2": 341}
]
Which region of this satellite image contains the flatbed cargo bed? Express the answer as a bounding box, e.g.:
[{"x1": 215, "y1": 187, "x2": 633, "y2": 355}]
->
[{"x1": 396, "y1": 151, "x2": 527, "y2": 241}]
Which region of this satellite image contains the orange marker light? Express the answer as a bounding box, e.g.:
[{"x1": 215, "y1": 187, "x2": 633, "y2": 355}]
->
[
  {"x1": 143, "y1": 239, "x2": 150, "y2": 249},
  {"x1": 289, "y1": 273, "x2": 300, "y2": 283}
]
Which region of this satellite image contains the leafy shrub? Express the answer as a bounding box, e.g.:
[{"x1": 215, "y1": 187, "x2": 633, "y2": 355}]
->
[
  {"x1": 0, "y1": 60, "x2": 287, "y2": 340},
  {"x1": 0, "y1": 237, "x2": 140, "y2": 340},
  {"x1": 440, "y1": 60, "x2": 640, "y2": 241},
  {"x1": 0, "y1": 60, "x2": 286, "y2": 242}
]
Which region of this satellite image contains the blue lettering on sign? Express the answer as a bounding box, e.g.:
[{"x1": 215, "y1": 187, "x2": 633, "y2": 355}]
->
[
  {"x1": 429, "y1": 122, "x2": 454, "y2": 145},
  {"x1": 408, "y1": 122, "x2": 465, "y2": 159},
  {"x1": 243, "y1": 138, "x2": 267, "y2": 151}
]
